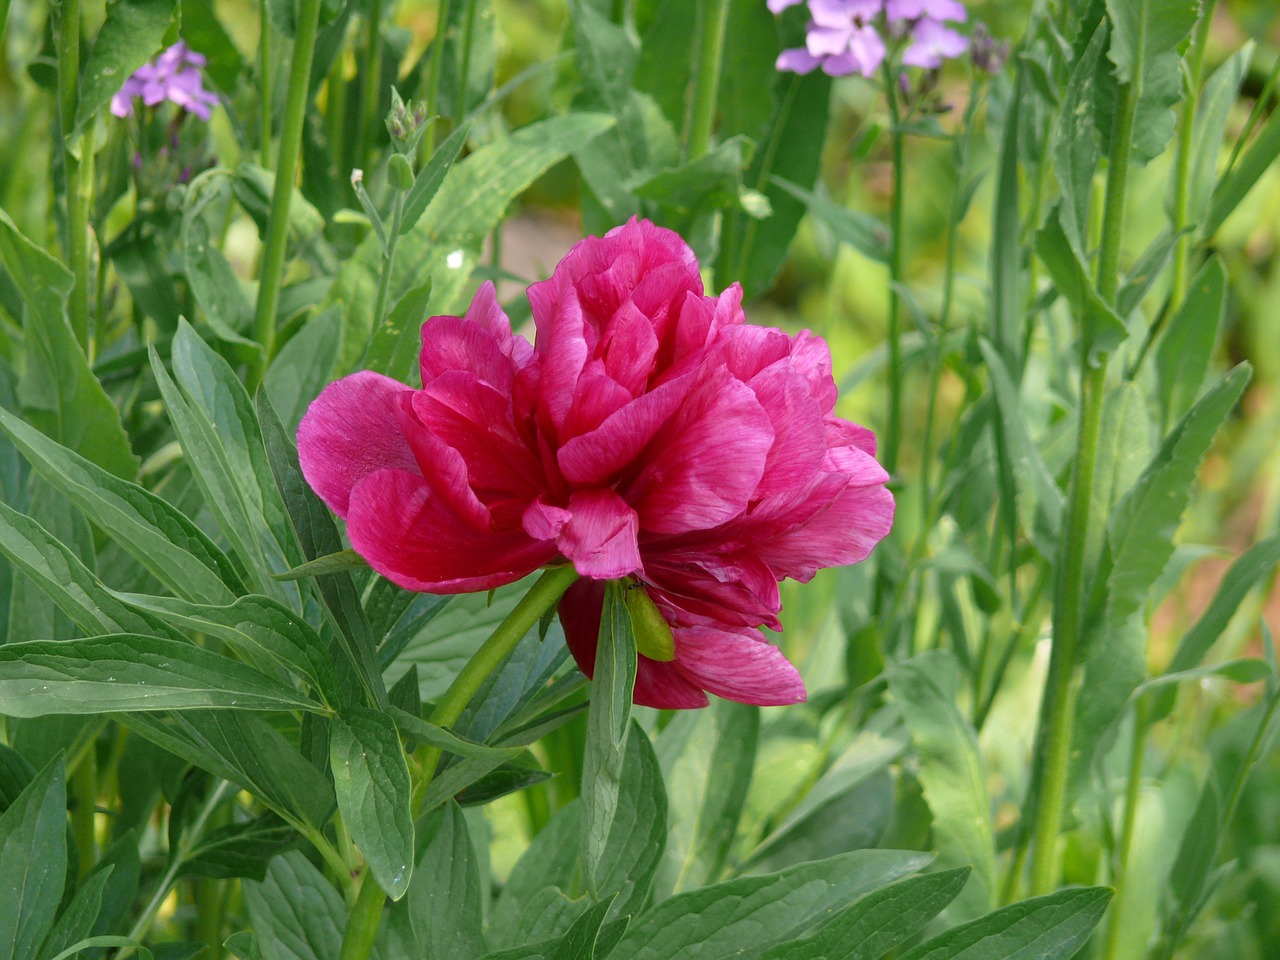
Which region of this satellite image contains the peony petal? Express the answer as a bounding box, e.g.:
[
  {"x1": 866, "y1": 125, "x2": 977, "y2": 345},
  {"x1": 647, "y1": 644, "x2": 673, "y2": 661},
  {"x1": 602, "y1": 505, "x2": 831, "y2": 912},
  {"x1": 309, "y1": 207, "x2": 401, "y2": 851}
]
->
[
  {"x1": 559, "y1": 580, "x2": 709, "y2": 709},
  {"x1": 624, "y1": 367, "x2": 773, "y2": 534},
  {"x1": 672, "y1": 625, "x2": 806, "y2": 706},
  {"x1": 528, "y1": 278, "x2": 589, "y2": 437},
  {"x1": 297, "y1": 371, "x2": 419, "y2": 518},
  {"x1": 645, "y1": 552, "x2": 783, "y2": 632},
  {"x1": 746, "y1": 359, "x2": 828, "y2": 496},
  {"x1": 522, "y1": 498, "x2": 571, "y2": 541},
  {"x1": 557, "y1": 489, "x2": 642, "y2": 579},
  {"x1": 346, "y1": 468, "x2": 555, "y2": 592},
  {"x1": 419, "y1": 316, "x2": 515, "y2": 393},
  {"x1": 394, "y1": 397, "x2": 490, "y2": 529}
]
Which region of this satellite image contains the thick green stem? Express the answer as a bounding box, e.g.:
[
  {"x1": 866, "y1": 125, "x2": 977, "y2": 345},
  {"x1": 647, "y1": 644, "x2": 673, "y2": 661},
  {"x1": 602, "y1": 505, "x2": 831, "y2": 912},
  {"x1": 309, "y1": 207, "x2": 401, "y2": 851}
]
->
[
  {"x1": 422, "y1": 0, "x2": 456, "y2": 157},
  {"x1": 251, "y1": 0, "x2": 323, "y2": 385},
  {"x1": 1027, "y1": 60, "x2": 1140, "y2": 897},
  {"x1": 339, "y1": 566, "x2": 580, "y2": 960},
  {"x1": 882, "y1": 63, "x2": 905, "y2": 476},
  {"x1": 70, "y1": 752, "x2": 96, "y2": 876},
  {"x1": 1102, "y1": 700, "x2": 1148, "y2": 960},
  {"x1": 357, "y1": 0, "x2": 383, "y2": 175},
  {"x1": 455, "y1": 0, "x2": 477, "y2": 127},
  {"x1": 57, "y1": 0, "x2": 90, "y2": 352},
  {"x1": 259, "y1": 4, "x2": 273, "y2": 166},
  {"x1": 1169, "y1": 0, "x2": 1216, "y2": 313},
  {"x1": 685, "y1": 0, "x2": 729, "y2": 160}
]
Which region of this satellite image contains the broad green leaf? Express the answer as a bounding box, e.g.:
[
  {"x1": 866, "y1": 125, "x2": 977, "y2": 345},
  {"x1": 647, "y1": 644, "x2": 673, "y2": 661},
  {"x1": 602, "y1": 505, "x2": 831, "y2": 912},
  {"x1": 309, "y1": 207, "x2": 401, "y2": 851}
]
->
[
  {"x1": 609, "y1": 850, "x2": 931, "y2": 960},
  {"x1": 1035, "y1": 206, "x2": 1128, "y2": 359},
  {"x1": 223, "y1": 933, "x2": 261, "y2": 960},
  {"x1": 899, "y1": 887, "x2": 1112, "y2": 960},
  {"x1": 770, "y1": 177, "x2": 889, "y2": 264},
  {"x1": 181, "y1": 172, "x2": 259, "y2": 353},
  {"x1": 758, "y1": 868, "x2": 969, "y2": 960},
  {"x1": 330, "y1": 708, "x2": 414, "y2": 900},
  {"x1": 177, "y1": 815, "x2": 298, "y2": 881},
  {"x1": 0, "y1": 406, "x2": 242, "y2": 604},
  {"x1": 594, "y1": 724, "x2": 666, "y2": 917},
  {"x1": 243, "y1": 851, "x2": 345, "y2": 960},
  {"x1": 1104, "y1": 364, "x2": 1251, "y2": 632},
  {"x1": 359, "y1": 279, "x2": 433, "y2": 382},
  {"x1": 401, "y1": 122, "x2": 472, "y2": 235},
  {"x1": 179, "y1": 0, "x2": 244, "y2": 91},
  {"x1": 489, "y1": 803, "x2": 583, "y2": 949},
  {"x1": 1105, "y1": 0, "x2": 1197, "y2": 86},
  {"x1": 1151, "y1": 531, "x2": 1280, "y2": 721},
  {"x1": 0, "y1": 500, "x2": 179, "y2": 640},
  {"x1": 257, "y1": 391, "x2": 386, "y2": 709},
  {"x1": 1054, "y1": 25, "x2": 1107, "y2": 255},
  {"x1": 117, "y1": 593, "x2": 343, "y2": 708},
  {"x1": 328, "y1": 113, "x2": 615, "y2": 372},
  {"x1": 124, "y1": 711, "x2": 334, "y2": 830},
  {"x1": 0, "y1": 210, "x2": 137, "y2": 480},
  {"x1": 72, "y1": 0, "x2": 176, "y2": 133},
  {"x1": 36, "y1": 866, "x2": 114, "y2": 960},
  {"x1": 1154, "y1": 257, "x2": 1226, "y2": 429},
  {"x1": 84, "y1": 830, "x2": 141, "y2": 941},
  {"x1": 265, "y1": 307, "x2": 342, "y2": 435},
  {"x1": 1084, "y1": 383, "x2": 1152, "y2": 604},
  {"x1": 581, "y1": 581, "x2": 637, "y2": 896},
  {"x1": 386, "y1": 706, "x2": 518, "y2": 762},
  {"x1": 550, "y1": 896, "x2": 624, "y2": 960},
  {"x1": 654, "y1": 701, "x2": 758, "y2": 899},
  {"x1": 887, "y1": 653, "x2": 996, "y2": 921},
  {"x1": 408, "y1": 803, "x2": 485, "y2": 960},
  {"x1": 0, "y1": 635, "x2": 320, "y2": 716},
  {"x1": 270, "y1": 550, "x2": 368, "y2": 581},
  {"x1": 0, "y1": 757, "x2": 65, "y2": 960}
]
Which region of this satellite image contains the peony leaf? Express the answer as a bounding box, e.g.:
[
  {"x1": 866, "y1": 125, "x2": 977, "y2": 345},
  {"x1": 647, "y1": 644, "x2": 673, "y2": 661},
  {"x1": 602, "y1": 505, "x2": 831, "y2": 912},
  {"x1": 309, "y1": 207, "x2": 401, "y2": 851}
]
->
[
  {"x1": 243, "y1": 852, "x2": 345, "y2": 960},
  {"x1": 406, "y1": 802, "x2": 485, "y2": 959},
  {"x1": 0, "y1": 756, "x2": 66, "y2": 960}
]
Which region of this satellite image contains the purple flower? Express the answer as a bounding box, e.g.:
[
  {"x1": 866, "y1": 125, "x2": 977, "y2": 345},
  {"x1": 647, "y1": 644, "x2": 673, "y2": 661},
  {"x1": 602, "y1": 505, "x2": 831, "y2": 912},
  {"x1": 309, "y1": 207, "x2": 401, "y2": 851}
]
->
[
  {"x1": 767, "y1": 0, "x2": 807, "y2": 10},
  {"x1": 885, "y1": 0, "x2": 966, "y2": 21},
  {"x1": 776, "y1": 0, "x2": 888, "y2": 78},
  {"x1": 901, "y1": 17, "x2": 969, "y2": 68},
  {"x1": 111, "y1": 42, "x2": 219, "y2": 121}
]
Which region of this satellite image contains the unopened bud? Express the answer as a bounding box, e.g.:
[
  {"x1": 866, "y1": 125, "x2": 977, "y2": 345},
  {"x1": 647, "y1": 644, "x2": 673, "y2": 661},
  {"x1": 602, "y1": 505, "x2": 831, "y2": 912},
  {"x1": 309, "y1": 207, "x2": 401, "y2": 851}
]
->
[
  {"x1": 387, "y1": 153, "x2": 414, "y2": 192},
  {"x1": 624, "y1": 583, "x2": 676, "y2": 662}
]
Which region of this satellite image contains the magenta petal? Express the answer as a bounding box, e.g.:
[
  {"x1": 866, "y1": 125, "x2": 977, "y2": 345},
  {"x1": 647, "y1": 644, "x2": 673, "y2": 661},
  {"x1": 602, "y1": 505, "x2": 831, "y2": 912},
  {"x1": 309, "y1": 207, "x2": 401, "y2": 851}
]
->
[
  {"x1": 346, "y1": 468, "x2": 555, "y2": 592},
  {"x1": 393, "y1": 397, "x2": 490, "y2": 530},
  {"x1": 557, "y1": 489, "x2": 642, "y2": 579},
  {"x1": 625, "y1": 367, "x2": 774, "y2": 534},
  {"x1": 297, "y1": 371, "x2": 419, "y2": 518},
  {"x1": 673, "y1": 625, "x2": 806, "y2": 706},
  {"x1": 522, "y1": 498, "x2": 571, "y2": 541}
]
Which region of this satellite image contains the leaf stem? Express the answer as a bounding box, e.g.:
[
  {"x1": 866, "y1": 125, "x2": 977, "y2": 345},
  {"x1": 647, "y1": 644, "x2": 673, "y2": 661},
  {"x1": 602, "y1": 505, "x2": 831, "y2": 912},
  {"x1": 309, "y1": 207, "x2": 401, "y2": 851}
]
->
[
  {"x1": 1169, "y1": 0, "x2": 1216, "y2": 313},
  {"x1": 357, "y1": 0, "x2": 383, "y2": 176},
  {"x1": 259, "y1": 1, "x2": 273, "y2": 167},
  {"x1": 57, "y1": 0, "x2": 90, "y2": 352},
  {"x1": 1102, "y1": 699, "x2": 1148, "y2": 960},
  {"x1": 455, "y1": 0, "x2": 478, "y2": 127},
  {"x1": 338, "y1": 565, "x2": 580, "y2": 960},
  {"x1": 686, "y1": 0, "x2": 729, "y2": 160},
  {"x1": 422, "y1": 0, "x2": 455, "y2": 157},
  {"x1": 251, "y1": 0, "x2": 324, "y2": 386},
  {"x1": 881, "y1": 61, "x2": 905, "y2": 476},
  {"x1": 1027, "y1": 46, "x2": 1141, "y2": 896},
  {"x1": 371, "y1": 190, "x2": 405, "y2": 337}
]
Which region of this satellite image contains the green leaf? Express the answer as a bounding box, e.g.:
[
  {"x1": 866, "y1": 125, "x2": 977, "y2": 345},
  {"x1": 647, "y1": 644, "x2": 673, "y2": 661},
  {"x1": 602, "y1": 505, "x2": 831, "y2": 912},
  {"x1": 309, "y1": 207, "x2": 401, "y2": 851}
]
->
[
  {"x1": 1054, "y1": 25, "x2": 1108, "y2": 258},
  {"x1": 1150, "y1": 531, "x2": 1280, "y2": 721},
  {"x1": 1154, "y1": 257, "x2": 1227, "y2": 429},
  {"x1": 330, "y1": 708, "x2": 414, "y2": 899},
  {"x1": 36, "y1": 866, "x2": 114, "y2": 960},
  {"x1": 270, "y1": 550, "x2": 368, "y2": 581},
  {"x1": 0, "y1": 500, "x2": 179, "y2": 640},
  {"x1": 610, "y1": 850, "x2": 931, "y2": 960},
  {"x1": 0, "y1": 635, "x2": 320, "y2": 716},
  {"x1": 265, "y1": 308, "x2": 343, "y2": 436},
  {"x1": 1035, "y1": 206, "x2": 1129, "y2": 359},
  {"x1": 1207, "y1": 90, "x2": 1280, "y2": 237},
  {"x1": 887, "y1": 653, "x2": 996, "y2": 921},
  {"x1": 386, "y1": 706, "x2": 519, "y2": 762},
  {"x1": 0, "y1": 211, "x2": 137, "y2": 480},
  {"x1": 654, "y1": 701, "x2": 757, "y2": 899},
  {"x1": 489, "y1": 803, "x2": 583, "y2": 949},
  {"x1": 257, "y1": 391, "x2": 386, "y2": 709},
  {"x1": 899, "y1": 887, "x2": 1112, "y2": 960},
  {"x1": 989, "y1": 67, "x2": 1025, "y2": 367},
  {"x1": 177, "y1": 815, "x2": 298, "y2": 881},
  {"x1": 0, "y1": 406, "x2": 242, "y2": 604},
  {"x1": 1186, "y1": 44, "x2": 1252, "y2": 229},
  {"x1": 359, "y1": 279, "x2": 433, "y2": 382},
  {"x1": 181, "y1": 172, "x2": 260, "y2": 354},
  {"x1": 72, "y1": 0, "x2": 177, "y2": 134},
  {"x1": 243, "y1": 852, "x2": 346, "y2": 960},
  {"x1": 0, "y1": 757, "x2": 66, "y2": 960},
  {"x1": 594, "y1": 724, "x2": 667, "y2": 916},
  {"x1": 1167, "y1": 771, "x2": 1220, "y2": 913},
  {"x1": 408, "y1": 803, "x2": 485, "y2": 960},
  {"x1": 549, "y1": 896, "x2": 623, "y2": 960},
  {"x1": 124, "y1": 711, "x2": 334, "y2": 829},
  {"x1": 43, "y1": 939, "x2": 151, "y2": 960},
  {"x1": 328, "y1": 113, "x2": 615, "y2": 372},
  {"x1": 757, "y1": 868, "x2": 969, "y2": 960},
  {"x1": 1105, "y1": 0, "x2": 1197, "y2": 86},
  {"x1": 770, "y1": 177, "x2": 889, "y2": 264},
  {"x1": 401, "y1": 122, "x2": 473, "y2": 235},
  {"x1": 581, "y1": 581, "x2": 637, "y2": 896},
  {"x1": 117, "y1": 593, "x2": 343, "y2": 708}
]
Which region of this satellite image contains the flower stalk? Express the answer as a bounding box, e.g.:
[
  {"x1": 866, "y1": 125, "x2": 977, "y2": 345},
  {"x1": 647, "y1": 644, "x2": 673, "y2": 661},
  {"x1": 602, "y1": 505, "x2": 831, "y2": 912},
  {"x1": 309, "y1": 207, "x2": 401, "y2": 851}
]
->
[
  {"x1": 686, "y1": 0, "x2": 730, "y2": 160},
  {"x1": 251, "y1": 0, "x2": 324, "y2": 385},
  {"x1": 881, "y1": 60, "x2": 905, "y2": 476},
  {"x1": 422, "y1": 0, "x2": 455, "y2": 157},
  {"x1": 259, "y1": 2, "x2": 273, "y2": 167},
  {"x1": 57, "y1": 0, "x2": 91, "y2": 353}
]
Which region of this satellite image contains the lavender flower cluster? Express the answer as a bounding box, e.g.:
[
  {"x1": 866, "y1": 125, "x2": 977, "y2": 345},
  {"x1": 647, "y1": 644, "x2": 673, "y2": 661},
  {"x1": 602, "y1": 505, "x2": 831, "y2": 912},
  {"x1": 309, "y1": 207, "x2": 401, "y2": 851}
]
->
[
  {"x1": 770, "y1": 0, "x2": 969, "y2": 78},
  {"x1": 110, "y1": 42, "x2": 219, "y2": 121}
]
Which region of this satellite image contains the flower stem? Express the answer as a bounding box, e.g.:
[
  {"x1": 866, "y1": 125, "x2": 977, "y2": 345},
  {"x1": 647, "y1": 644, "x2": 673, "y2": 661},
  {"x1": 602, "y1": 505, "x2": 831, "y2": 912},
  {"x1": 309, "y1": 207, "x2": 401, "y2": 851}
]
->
[
  {"x1": 1027, "y1": 55, "x2": 1140, "y2": 897},
  {"x1": 338, "y1": 566, "x2": 580, "y2": 960},
  {"x1": 881, "y1": 62, "x2": 905, "y2": 477},
  {"x1": 1102, "y1": 699, "x2": 1148, "y2": 960},
  {"x1": 455, "y1": 0, "x2": 477, "y2": 127},
  {"x1": 356, "y1": 0, "x2": 383, "y2": 176},
  {"x1": 70, "y1": 751, "x2": 96, "y2": 876},
  {"x1": 686, "y1": 0, "x2": 729, "y2": 160},
  {"x1": 422, "y1": 0, "x2": 455, "y2": 157},
  {"x1": 259, "y1": 1, "x2": 273, "y2": 167},
  {"x1": 371, "y1": 190, "x2": 405, "y2": 335},
  {"x1": 251, "y1": 0, "x2": 323, "y2": 386},
  {"x1": 56, "y1": 0, "x2": 90, "y2": 352},
  {"x1": 1169, "y1": 0, "x2": 1216, "y2": 315}
]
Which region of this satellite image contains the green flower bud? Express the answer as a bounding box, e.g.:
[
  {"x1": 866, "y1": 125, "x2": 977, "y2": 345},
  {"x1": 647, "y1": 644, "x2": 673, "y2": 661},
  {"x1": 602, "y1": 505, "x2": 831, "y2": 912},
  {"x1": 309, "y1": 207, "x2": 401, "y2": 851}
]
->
[
  {"x1": 387, "y1": 152, "x2": 414, "y2": 192},
  {"x1": 624, "y1": 583, "x2": 676, "y2": 662}
]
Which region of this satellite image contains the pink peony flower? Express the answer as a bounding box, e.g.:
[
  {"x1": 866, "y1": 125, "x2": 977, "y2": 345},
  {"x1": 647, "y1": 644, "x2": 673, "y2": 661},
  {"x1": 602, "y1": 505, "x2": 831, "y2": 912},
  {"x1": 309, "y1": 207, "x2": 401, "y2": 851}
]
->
[{"x1": 298, "y1": 219, "x2": 894, "y2": 709}]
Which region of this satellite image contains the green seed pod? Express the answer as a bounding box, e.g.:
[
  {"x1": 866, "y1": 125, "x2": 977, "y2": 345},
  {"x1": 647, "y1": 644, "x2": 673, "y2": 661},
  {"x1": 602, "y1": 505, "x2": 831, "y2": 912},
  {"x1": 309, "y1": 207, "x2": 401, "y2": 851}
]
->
[
  {"x1": 624, "y1": 583, "x2": 676, "y2": 662},
  {"x1": 387, "y1": 152, "x2": 414, "y2": 192}
]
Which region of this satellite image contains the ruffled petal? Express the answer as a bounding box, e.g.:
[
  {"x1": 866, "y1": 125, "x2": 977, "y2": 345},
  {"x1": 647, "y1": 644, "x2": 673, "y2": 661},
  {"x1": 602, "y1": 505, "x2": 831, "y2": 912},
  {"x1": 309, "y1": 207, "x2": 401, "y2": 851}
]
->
[
  {"x1": 297, "y1": 371, "x2": 419, "y2": 518},
  {"x1": 672, "y1": 625, "x2": 806, "y2": 706},
  {"x1": 346, "y1": 468, "x2": 555, "y2": 592},
  {"x1": 557, "y1": 489, "x2": 642, "y2": 580}
]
